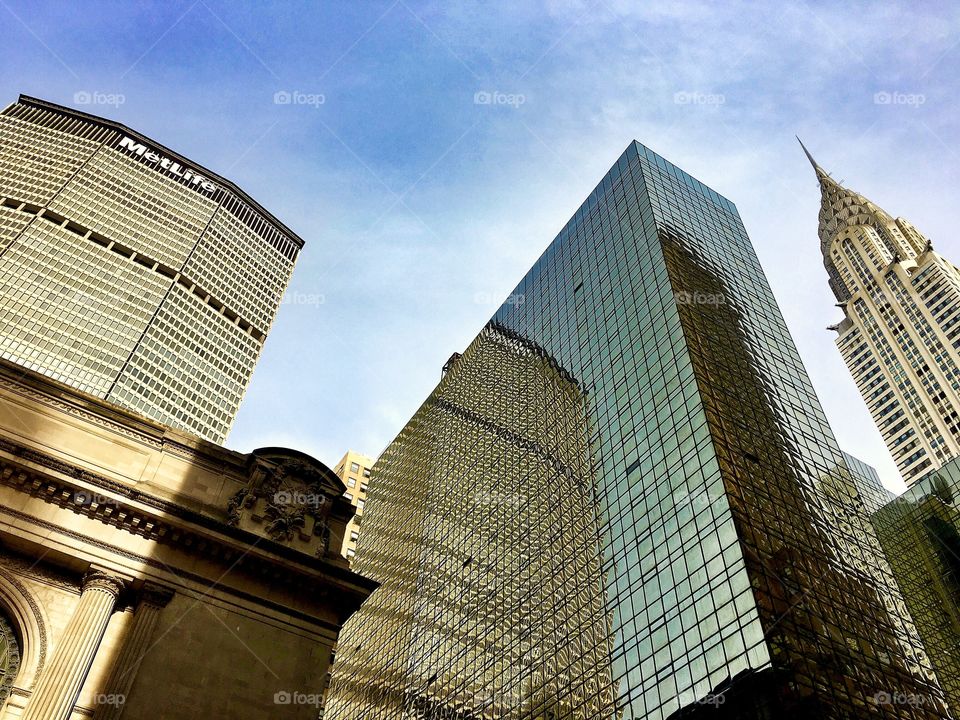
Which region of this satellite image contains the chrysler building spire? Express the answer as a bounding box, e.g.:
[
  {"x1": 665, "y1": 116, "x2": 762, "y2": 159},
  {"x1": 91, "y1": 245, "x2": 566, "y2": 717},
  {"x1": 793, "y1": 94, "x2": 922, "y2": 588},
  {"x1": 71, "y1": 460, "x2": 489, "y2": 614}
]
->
[{"x1": 804, "y1": 143, "x2": 960, "y2": 484}]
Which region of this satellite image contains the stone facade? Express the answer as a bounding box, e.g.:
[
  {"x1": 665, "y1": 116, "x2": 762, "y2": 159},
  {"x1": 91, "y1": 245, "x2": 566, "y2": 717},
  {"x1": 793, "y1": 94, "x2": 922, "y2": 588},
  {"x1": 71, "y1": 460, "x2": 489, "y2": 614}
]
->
[{"x1": 0, "y1": 356, "x2": 376, "y2": 719}]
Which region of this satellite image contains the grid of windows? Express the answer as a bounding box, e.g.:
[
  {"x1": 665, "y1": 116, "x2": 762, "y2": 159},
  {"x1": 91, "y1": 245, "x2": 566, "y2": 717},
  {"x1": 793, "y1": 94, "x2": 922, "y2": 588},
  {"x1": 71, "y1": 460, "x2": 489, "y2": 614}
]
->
[
  {"x1": 327, "y1": 143, "x2": 947, "y2": 718},
  {"x1": 0, "y1": 97, "x2": 301, "y2": 443},
  {"x1": 333, "y1": 451, "x2": 375, "y2": 563},
  {"x1": 50, "y1": 147, "x2": 216, "y2": 268},
  {"x1": 108, "y1": 283, "x2": 261, "y2": 439},
  {"x1": 872, "y1": 459, "x2": 960, "y2": 712},
  {"x1": 183, "y1": 206, "x2": 294, "y2": 332},
  {"x1": 0, "y1": 115, "x2": 100, "y2": 204},
  {"x1": 0, "y1": 205, "x2": 32, "y2": 253},
  {"x1": 812, "y1": 155, "x2": 960, "y2": 484},
  {"x1": 0, "y1": 221, "x2": 167, "y2": 395}
]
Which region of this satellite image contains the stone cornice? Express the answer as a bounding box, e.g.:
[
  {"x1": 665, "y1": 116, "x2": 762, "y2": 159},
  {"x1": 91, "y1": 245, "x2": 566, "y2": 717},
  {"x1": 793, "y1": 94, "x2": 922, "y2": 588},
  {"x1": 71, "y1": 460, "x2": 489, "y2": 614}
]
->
[
  {"x1": 0, "y1": 550, "x2": 79, "y2": 594},
  {"x1": 139, "y1": 583, "x2": 175, "y2": 609},
  {"x1": 0, "y1": 504, "x2": 354, "y2": 635},
  {"x1": 0, "y1": 357, "x2": 248, "y2": 472},
  {"x1": 0, "y1": 439, "x2": 376, "y2": 600}
]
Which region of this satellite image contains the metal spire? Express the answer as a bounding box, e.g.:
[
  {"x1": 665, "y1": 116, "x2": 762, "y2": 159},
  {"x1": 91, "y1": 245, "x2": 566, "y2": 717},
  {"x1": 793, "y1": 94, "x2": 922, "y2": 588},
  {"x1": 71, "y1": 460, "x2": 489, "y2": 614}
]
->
[{"x1": 796, "y1": 136, "x2": 823, "y2": 174}]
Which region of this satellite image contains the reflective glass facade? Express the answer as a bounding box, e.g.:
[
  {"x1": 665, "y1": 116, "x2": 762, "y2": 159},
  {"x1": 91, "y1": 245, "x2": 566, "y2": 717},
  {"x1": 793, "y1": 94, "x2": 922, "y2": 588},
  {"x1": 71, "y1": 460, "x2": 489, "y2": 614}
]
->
[
  {"x1": 0, "y1": 96, "x2": 301, "y2": 442},
  {"x1": 872, "y1": 459, "x2": 960, "y2": 713},
  {"x1": 326, "y1": 142, "x2": 948, "y2": 719},
  {"x1": 843, "y1": 451, "x2": 895, "y2": 516}
]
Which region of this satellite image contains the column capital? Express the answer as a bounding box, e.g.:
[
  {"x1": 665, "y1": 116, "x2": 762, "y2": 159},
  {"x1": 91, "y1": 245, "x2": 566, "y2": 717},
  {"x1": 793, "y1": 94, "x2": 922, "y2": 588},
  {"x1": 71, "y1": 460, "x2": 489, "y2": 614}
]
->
[
  {"x1": 139, "y1": 583, "x2": 174, "y2": 609},
  {"x1": 82, "y1": 569, "x2": 126, "y2": 597}
]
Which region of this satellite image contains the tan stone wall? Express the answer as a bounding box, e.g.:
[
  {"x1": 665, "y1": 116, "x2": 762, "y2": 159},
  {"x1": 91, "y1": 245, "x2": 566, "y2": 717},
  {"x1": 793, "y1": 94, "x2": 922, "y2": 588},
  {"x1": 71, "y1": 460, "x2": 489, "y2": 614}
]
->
[
  {"x1": 100, "y1": 595, "x2": 334, "y2": 719},
  {"x1": 0, "y1": 360, "x2": 374, "y2": 720}
]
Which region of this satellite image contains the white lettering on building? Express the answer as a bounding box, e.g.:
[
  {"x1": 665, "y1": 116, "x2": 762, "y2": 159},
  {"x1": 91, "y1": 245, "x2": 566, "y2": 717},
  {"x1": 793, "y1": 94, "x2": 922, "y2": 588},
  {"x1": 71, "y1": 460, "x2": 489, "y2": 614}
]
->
[{"x1": 117, "y1": 136, "x2": 218, "y2": 193}]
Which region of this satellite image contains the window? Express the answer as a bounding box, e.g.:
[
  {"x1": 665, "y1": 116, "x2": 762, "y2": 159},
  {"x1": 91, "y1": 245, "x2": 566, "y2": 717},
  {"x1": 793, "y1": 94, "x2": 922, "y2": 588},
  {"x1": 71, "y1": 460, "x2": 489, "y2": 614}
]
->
[
  {"x1": 360, "y1": 483, "x2": 369, "y2": 493},
  {"x1": 348, "y1": 478, "x2": 356, "y2": 487},
  {"x1": 357, "y1": 499, "x2": 365, "y2": 511},
  {"x1": 0, "y1": 608, "x2": 21, "y2": 705},
  {"x1": 363, "y1": 468, "x2": 371, "y2": 478},
  {"x1": 350, "y1": 462, "x2": 360, "y2": 473},
  {"x1": 350, "y1": 531, "x2": 359, "y2": 542},
  {"x1": 346, "y1": 548, "x2": 356, "y2": 558},
  {"x1": 344, "y1": 492, "x2": 353, "y2": 501}
]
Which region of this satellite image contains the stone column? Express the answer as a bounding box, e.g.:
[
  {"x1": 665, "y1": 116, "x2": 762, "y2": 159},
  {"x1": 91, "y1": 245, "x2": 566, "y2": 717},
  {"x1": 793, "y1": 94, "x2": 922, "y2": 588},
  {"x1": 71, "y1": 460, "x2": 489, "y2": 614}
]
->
[
  {"x1": 21, "y1": 569, "x2": 125, "y2": 720},
  {"x1": 91, "y1": 584, "x2": 173, "y2": 720}
]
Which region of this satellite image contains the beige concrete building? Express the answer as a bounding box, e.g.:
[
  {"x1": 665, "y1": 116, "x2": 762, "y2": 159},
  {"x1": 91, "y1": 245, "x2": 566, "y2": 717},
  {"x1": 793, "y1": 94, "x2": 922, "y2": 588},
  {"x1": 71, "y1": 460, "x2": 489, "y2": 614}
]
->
[
  {"x1": 0, "y1": 95, "x2": 301, "y2": 444},
  {"x1": 0, "y1": 357, "x2": 375, "y2": 719},
  {"x1": 332, "y1": 451, "x2": 374, "y2": 562},
  {"x1": 804, "y1": 140, "x2": 960, "y2": 484}
]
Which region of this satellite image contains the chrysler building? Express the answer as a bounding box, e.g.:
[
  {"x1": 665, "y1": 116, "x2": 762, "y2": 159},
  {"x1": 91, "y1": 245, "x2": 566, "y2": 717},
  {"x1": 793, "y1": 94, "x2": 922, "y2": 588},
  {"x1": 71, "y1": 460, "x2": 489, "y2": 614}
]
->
[{"x1": 803, "y1": 139, "x2": 960, "y2": 484}]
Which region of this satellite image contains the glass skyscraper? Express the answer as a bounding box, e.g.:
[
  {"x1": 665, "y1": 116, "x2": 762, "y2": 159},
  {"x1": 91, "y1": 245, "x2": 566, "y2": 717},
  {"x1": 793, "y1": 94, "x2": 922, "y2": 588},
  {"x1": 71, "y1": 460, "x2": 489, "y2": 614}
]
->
[
  {"x1": 843, "y1": 450, "x2": 895, "y2": 515},
  {"x1": 872, "y1": 459, "x2": 960, "y2": 713},
  {"x1": 326, "y1": 142, "x2": 948, "y2": 718},
  {"x1": 0, "y1": 95, "x2": 301, "y2": 443}
]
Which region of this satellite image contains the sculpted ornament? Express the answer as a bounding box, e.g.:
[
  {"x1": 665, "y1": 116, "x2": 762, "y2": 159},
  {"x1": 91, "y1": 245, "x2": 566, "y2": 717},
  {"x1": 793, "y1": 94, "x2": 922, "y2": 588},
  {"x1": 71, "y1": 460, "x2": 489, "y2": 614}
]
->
[{"x1": 227, "y1": 454, "x2": 336, "y2": 547}]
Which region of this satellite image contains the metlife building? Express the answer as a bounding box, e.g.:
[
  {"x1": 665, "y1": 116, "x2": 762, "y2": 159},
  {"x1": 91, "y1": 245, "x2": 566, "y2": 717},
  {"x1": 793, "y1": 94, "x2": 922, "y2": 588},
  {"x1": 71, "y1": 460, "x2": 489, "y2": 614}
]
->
[{"x1": 0, "y1": 95, "x2": 302, "y2": 443}]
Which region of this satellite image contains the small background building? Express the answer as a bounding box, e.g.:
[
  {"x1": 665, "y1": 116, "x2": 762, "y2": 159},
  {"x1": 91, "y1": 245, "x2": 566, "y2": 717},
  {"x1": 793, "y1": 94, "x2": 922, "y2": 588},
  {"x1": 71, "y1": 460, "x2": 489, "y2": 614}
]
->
[{"x1": 332, "y1": 451, "x2": 375, "y2": 562}]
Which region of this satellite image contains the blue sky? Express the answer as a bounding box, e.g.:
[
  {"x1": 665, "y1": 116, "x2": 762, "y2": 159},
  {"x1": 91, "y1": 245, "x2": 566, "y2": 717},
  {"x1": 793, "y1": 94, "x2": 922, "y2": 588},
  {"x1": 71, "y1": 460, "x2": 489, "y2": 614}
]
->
[{"x1": 2, "y1": 1, "x2": 957, "y2": 490}]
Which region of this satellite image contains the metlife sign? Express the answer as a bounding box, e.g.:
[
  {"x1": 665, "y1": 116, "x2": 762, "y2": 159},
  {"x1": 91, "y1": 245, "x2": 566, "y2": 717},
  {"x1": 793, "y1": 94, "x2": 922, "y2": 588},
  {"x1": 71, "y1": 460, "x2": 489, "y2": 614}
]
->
[{"x1": 115, "y1": 136, "x2": 219, "y2": 194}]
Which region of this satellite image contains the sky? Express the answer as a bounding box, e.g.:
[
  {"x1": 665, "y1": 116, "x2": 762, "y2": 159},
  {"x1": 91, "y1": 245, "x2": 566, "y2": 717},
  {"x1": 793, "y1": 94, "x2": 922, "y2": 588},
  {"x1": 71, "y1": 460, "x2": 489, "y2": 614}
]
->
[{"x1": 1, "y1": 1, "x2": 957, "y2": 492}]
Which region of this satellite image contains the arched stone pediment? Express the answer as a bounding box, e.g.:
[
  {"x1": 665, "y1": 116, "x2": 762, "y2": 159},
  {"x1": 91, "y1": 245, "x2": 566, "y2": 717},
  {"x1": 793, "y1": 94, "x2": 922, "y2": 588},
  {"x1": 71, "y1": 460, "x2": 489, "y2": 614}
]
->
[
  {"x1": 226, "y1": 447, "x2": 350, "y2": 554},
  {"x1": 249, "y1": 447, "x2": 347, "y2": 498}
]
